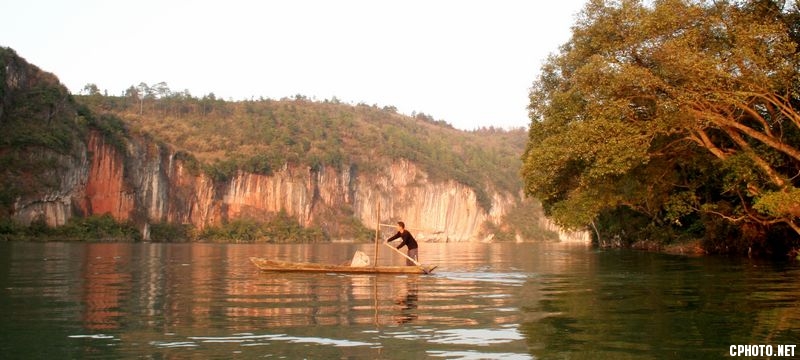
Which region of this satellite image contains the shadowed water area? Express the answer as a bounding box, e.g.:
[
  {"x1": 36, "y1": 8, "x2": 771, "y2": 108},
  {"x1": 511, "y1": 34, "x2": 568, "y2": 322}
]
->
[{"x1": 0, "y1": 242, "x2": 797, "y2": 359}]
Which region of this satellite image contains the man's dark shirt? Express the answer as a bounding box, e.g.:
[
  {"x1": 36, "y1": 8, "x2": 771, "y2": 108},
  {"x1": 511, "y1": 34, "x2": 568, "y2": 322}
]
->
[{"x1": 387, "y1": 230, "x2": 418, "y2": 250}]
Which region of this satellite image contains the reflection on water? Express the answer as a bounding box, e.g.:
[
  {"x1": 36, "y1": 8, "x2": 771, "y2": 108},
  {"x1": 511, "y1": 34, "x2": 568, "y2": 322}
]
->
[
  {"x1": 394, "y1": 277, "x2": 418, "y2": 325},
  {"x1": 522, "y1": 250, "x2": 800, "y2": 359},
  {"x1": 0, "y1": 242, "x2": 798, "y2": 359}
]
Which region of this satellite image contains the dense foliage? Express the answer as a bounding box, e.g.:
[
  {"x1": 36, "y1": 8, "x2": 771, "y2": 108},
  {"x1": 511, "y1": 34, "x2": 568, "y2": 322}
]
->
[
  {"x1": 523, "y1": 0, "x2": 800, "y2": 255},
  {"x1": 198, "y1": 212, "x2": 326, "y2": 243},
  {"x1": 0, "y1": 214, "x2": 140, "y2": 242},
  {"x1": 148, "y1": 211, "x2": 370, "y2": 243}
]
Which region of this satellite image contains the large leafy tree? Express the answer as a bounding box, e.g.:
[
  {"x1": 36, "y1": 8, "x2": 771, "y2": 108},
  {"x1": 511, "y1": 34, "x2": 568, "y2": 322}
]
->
[{"x1": 523, "y1": 0, "x2": 800, "y2": 251}]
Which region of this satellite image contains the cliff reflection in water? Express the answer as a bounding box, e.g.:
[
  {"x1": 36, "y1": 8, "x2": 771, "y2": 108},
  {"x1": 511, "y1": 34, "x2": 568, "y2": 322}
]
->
[
  {"x1": 69, "y1": 243, "x2": 522, "y2": 333},
  {"x1": 81, "y1": 245, "x2": 130, "y2": 330}
]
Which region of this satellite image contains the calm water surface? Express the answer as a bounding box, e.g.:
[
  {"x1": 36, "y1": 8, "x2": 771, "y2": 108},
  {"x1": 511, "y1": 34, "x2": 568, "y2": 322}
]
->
[{"x1": 0, "y1": 242, "x2": 798, "y2": 359}]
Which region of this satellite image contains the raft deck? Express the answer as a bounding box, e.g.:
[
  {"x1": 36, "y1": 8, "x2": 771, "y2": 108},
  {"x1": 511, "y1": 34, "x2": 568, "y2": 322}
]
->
[{"x1": 250, "y1": 257, "x2": 437, "y2": 274}]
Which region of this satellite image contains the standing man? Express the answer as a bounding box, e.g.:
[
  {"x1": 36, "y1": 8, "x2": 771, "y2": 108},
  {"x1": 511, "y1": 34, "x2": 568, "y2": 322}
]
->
[{"x1": 386, "y1": 221, "x2": 418, "y2": 265}]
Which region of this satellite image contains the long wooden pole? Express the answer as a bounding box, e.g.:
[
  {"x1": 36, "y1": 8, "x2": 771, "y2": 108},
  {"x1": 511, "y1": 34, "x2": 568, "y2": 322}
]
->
[
  {"x1": 383, "y1": 243, "x2": 429, "y2": 274},
  {"x1": 373, "y1": 201, "x2": 380, "y2": 268}
]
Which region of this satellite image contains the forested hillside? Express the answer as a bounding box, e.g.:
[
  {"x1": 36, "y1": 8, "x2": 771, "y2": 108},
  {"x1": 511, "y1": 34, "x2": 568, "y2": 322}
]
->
[{"x1": 77, "y1": 87, "x2": 527, "y2": 211}]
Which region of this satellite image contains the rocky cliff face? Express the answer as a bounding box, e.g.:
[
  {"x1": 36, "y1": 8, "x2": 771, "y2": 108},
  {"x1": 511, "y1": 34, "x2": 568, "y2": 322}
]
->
[
  {"x1": 2, "y1": 47, "x2": 587, "y2": 243},
  {"x1": 12, "y1": 149, "x2": 88, "y2": 227},
  {"x1": 13, "y1": 130, "x2": 518, "y2": 242}
]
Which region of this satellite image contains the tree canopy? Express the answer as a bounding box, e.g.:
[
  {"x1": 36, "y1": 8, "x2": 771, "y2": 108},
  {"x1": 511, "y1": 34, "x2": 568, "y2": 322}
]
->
[{"x1": 522, "y1": 0, "x2": 800, "y2": 255}]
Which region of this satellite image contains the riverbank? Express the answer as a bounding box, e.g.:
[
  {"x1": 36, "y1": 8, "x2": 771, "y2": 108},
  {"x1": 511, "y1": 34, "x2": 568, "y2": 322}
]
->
[
  {"x1": 630, "y1": 239, "x2": 706, "y2": 256},
  {"x1": 618, "y1": 238, "x2": 800, "y2": 260}
]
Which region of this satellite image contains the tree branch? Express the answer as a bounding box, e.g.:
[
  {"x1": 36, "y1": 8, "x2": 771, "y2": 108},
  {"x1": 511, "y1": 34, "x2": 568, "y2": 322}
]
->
[
  {"x1": 686, "y1": 127, "x2": 730, "y2": 160},
  {"x1": 690, "y1": 96, "x2": 800, "y2": 162},
  {"x1": 703, "y1": 209, "x2": 746, "y2": 223},
  {"x1": 725, "y1": 129, "x2": 787, "y2": 188},
  {"x1": 732, "y1": 91, "x2": 800, "y2": 130}
]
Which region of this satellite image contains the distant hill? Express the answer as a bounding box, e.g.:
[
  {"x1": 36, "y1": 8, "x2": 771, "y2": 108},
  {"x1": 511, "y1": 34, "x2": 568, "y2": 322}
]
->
[
  {"x1": 77, "y1": 88, "x2": 528, "y2": 211},
  {"x1": 1, "y1": 46, "x2": 563, "y2": 243}
]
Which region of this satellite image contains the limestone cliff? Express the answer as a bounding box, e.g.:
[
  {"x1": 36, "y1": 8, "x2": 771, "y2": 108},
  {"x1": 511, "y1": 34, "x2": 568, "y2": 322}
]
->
[{"x1": 13, "y1": 130, "x2": 516, "y2": 241}]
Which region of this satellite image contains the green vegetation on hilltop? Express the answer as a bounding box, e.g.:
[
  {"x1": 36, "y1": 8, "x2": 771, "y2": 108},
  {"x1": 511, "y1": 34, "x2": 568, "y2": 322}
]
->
[
  {"x1": 0, "y1": 47, "x2": 129, "y2": 217},
  {"x1": 77, "y1": 87, "x2": 527, "y2": 211},
  {"x1": 523, "y1": 0, "x2": 800, "y2": 256}
]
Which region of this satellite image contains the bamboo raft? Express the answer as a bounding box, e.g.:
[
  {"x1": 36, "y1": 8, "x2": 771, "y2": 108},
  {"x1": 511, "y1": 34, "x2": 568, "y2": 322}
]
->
[
  {"x1": 249, "y1": 257, "x2": 437, "y2": 274},
  {"x1": 250, "y1": 201, "x2": 438, "y2": 275}
]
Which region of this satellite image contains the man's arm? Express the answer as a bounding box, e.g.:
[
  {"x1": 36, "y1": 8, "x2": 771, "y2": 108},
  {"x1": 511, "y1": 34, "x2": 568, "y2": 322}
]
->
[{"x1": 386, "y1": 232, "x2": 401, "y2": 242}]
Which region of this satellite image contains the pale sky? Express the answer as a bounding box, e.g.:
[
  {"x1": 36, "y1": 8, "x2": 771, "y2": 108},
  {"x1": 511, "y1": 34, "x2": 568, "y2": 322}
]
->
[{"x1": 1, "y1": 0, "x2": 587, "y2": 130}]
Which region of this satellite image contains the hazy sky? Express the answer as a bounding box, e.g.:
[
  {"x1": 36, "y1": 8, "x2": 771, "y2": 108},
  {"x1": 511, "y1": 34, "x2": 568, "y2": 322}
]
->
[{"x1": 2, "y1": 0, "x2": 587, "y2": 130}]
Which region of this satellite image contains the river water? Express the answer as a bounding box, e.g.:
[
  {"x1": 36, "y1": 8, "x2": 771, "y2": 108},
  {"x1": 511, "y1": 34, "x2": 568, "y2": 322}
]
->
[{"x1": 0, "y1": 242, "x2": 797, "y2": 359}]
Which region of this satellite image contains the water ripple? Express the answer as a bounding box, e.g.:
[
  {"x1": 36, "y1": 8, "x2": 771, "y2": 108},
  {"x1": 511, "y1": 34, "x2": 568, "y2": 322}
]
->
[
  {"x1": 187, "y1": 333, "x2": 378, "y2": 347},
  {"x1": 149, "y1": 341, "x2": 199, "y2": 348},
  {"x1": 427, "y1": 350, "x2": 534, "y2": 360},
  {"x1": 427, "y1": 325, "x2": 525, "y2": 345},
  {"x1": 68, "y1": 334, "x2": 116, "y2": 340},
  {"x1": 439, "y1": 272, "x2": 529, "y2": 285}
]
